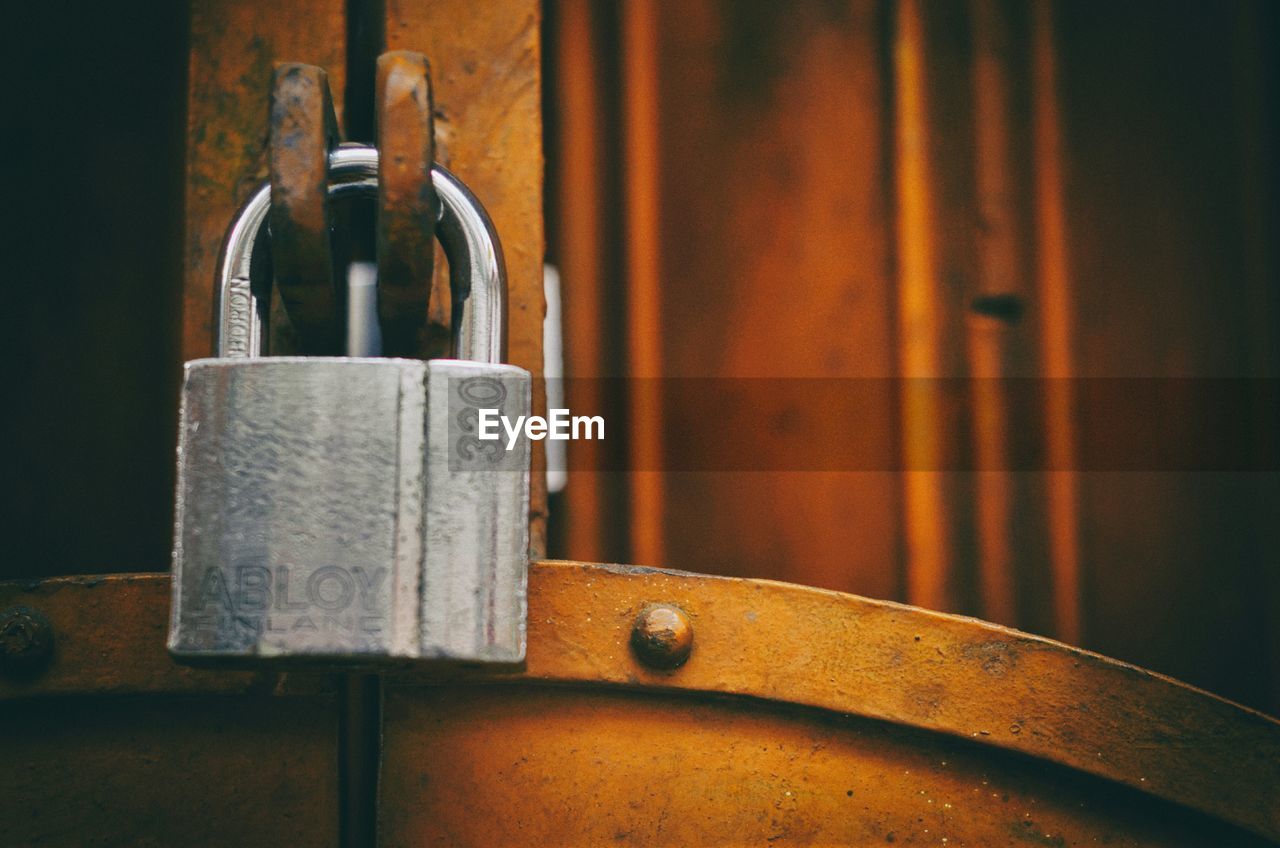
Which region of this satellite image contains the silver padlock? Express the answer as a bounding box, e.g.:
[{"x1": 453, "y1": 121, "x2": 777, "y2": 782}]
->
[{"x1": 168, "y1": 145, "x2": 531, "y2": 665}]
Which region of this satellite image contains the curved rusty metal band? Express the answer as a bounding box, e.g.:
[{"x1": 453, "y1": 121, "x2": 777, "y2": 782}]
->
[
  {"x1": 2, "y1": 562, "x2": 1277, "y2": 840},
  {"x1": 268, "y1": 63, "x2": 342, "y2": 351},
  {"x1": 376, "y1": 50, "x2": 437, "y2": 356}
]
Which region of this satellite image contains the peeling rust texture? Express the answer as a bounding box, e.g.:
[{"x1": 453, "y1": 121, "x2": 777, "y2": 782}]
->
[
  {"x1": 4, "y1": 563, "x2": 1277, "y2": 841},
  {"x1": 269, "y1": 62, "x2": 343, "y2": 352},
  {"x1": 376, "y1": 50, "x2": 436, "y2": 357}
]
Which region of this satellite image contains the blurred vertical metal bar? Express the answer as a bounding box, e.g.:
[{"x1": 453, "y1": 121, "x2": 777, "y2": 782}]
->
[
  {"x1": 967, "y1": 0, "x2": 1023, "y2": 627},
  {"x1": 621, "y1": 0, "x2": 666, "y2": 567},
  {"x1": 1031, "y1": 0, "x2": 1083, "y2": 645},
  {"x1": 552, "y1": 0, "x2": 611, "y2": 561},
  {"x1": 893, "y1": 0, "x2": 973, "y2": 614}
]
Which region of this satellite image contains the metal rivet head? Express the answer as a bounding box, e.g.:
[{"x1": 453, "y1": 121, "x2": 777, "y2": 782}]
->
[
  {"x1": 630, "y1": 604, "x2": 693, "y2": 670},
  {"x1": 0, "y1": 606, "x2": 55, "y2": 676}
]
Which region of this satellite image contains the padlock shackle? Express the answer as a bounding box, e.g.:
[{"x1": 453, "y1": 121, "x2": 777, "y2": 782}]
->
[
  {"x1": 214, "y1": 145, "x2": 507, "y2": 363},
  {"x1": 434, "y1": 159, "x2": 507, "y2": 365}
]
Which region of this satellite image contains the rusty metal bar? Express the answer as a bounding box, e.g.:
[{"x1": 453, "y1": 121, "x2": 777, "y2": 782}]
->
[
  {"x1": 967, "y1": 0, "x2": 1027, "y2": 628},
  {"x1": 269, "y1": 63, "x2": 344, "y2": 352},
  {"x1": 893, "y1": 0, "x2": 975, "y2": 614},
  {"x1": 375, "y1": 50, "x2": 437, "y2": 356},
  {"x1": 620, "y1": 0, "x2": 666, "y2": 567},
  {"x1": 551, "y1": 0, "x2": 605, "y2": 560},
  {"x1": 1031, "y1": 0, "x2": 1083, "y2": 645}
]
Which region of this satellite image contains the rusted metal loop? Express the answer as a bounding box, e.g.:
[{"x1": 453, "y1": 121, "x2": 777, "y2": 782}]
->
[
  {"x1": 215, "y1": 145, "x2": 507, "y2": 363},
  {"x1": 268, "y1": 63, "x2": 343, "y2": 352},
  {"x1": 376, "y1": 50, "x2": 437, "y2": 356}
]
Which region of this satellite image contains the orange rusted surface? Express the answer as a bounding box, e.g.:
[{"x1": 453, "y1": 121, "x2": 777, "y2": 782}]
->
[
  {"x1": 549, "y1": 0, "x2": 609, "y2": 562},
  {"x1": 4, "y1": 563, "x2": 1276, "y2": 840},
  {"x1": 268, "y1": 62, "x2": 342, "y2": 352},
  {"x1": 499, "y1": 562, "x2": 1280, "y2": 841},
  {"x1": 1029, "y1": 0, "x2": 1083, "y2": 646},
  {"x1": 0, "y1": 577, "x2": 336, "y2": 846},
  {"x1": 549, "y1": 1, "x2": 906, "y2": 593},
  {"x1": 375, "y1": 50, "x2": 437, "y2": 357},
  {"x1": 893, "y1": 0, "x2": 975, "y2": 616},
  {"x1": 619, "y1": 0, "x2": 667, "y2": 569},
  {"x1": 183, "y1": 0, "x2": 347, "y2": 362},
  {"x1": 0, "y1": 575, "x2": 329, "y2": 699},
  {"x1": 379, "y1": 685, "x2": 1272, "y2": 847},
  {"x1": 968, "y1": 0, "x2": 1034, "y2": 630}
]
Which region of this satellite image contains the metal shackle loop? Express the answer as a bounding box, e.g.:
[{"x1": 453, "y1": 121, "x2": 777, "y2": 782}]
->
[{"x1": 214, "y1": 144, "x2": 507, "y2": 363}]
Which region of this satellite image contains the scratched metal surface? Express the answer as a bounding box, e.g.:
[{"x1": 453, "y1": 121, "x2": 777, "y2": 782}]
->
[
  {"x1": 169, "y1": 358, "x2": 532, "y2": 664},
  {"x1": 424, "y1": 360, "x2": 532, "y2": 663},
  {"x1": 170, "y1": 358, "x2": 420, "y2": 659}
]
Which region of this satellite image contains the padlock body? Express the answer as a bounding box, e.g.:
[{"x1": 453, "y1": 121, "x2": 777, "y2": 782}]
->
[{"x1": 168, "y1": 357, "x2": 531, "y2": 665}]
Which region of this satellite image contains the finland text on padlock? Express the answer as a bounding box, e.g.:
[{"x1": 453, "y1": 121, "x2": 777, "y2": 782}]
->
[{"x1": 168, "y1": 145, "x2": 531, "y2": 665}]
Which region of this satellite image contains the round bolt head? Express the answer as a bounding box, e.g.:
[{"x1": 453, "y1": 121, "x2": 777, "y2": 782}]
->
[
  {"x1": 630, "y1": 604, "x2": 693, "y2": 670},
  {"x1": 0, "y1": 605, "x2": 54, "y2": 675}
]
